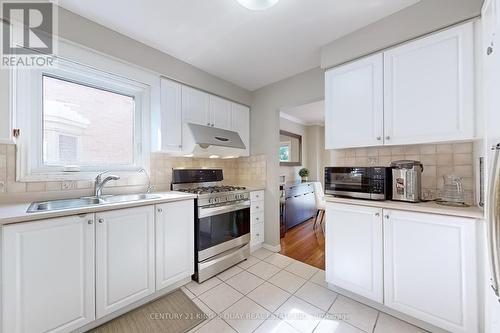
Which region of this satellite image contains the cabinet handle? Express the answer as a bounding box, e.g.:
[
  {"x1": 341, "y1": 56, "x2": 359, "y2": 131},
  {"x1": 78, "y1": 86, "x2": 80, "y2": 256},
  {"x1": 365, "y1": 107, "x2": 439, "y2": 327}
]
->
[
  {"x1": 385, "y1": 136, "x2": 390, "y2": 140},
  {"x1": 98, "y1": 218, "x2": 104, "y2": 224},
  {"x1": 376, "y1": 136, "x2": 381, "y2": 141},
  {"x1": 211, "y1": 123, "x2": 215, "y2": 127},
  {"x1": 207, "y1": 122, "x2": 211, "y2": 126},
  {"x1": 487, "y1": 46, "x2": 494, "y2": 55},
  {"x1": 256, "y1": 233, "x2": 260, "y2": 237},
  {"x1": 375, "y1": 213, "x2": 380, "y2": 217},
  {"x1": 256, "y1": 206, "x2": 260, "y2": 209},
  {"x1": 384, "y1": 215, "x2": 390, "y2": 219},
  {"x1": 158, "y1": 208, "x2": 163, "y2": 213},
  {"x1": 88, "y1": 219, "x2": 93, "y2": 225},
  {"x1": 256, "y1": 217, "x2": 259, "y2": 221}
]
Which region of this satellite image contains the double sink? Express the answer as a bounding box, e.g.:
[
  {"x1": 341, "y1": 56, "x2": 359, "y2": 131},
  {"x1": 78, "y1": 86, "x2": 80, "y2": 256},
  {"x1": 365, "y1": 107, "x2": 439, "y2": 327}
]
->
[{"x1": 27, "y1": 193, "x2": 161, "y2": 213}]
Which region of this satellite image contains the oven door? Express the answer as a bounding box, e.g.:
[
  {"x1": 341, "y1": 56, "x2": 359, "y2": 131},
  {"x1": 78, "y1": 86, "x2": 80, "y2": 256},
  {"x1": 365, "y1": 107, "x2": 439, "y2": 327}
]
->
[
  {"x1": 325, "y1": 167, "x2": 371, "y2": 198},
  {"x1": 197, "y1": 201, "x2": 251, "y2": 262}
]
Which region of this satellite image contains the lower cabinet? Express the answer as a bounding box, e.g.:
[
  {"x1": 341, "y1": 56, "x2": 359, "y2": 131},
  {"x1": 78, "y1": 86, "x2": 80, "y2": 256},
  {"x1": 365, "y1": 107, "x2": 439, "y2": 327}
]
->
[
  {"x1": 325, "y1": 202, "x2": 478, "y2": 333},
  {"x1": 2, "y1": 214, "x2": 95, "y2": 333},
  {"x1": 2, "y1": 200, "x2": 195, "y2": 333},
  {"x1": 155, "y1": 200, "x2": 194, "y2": 290},
  {"x1": 325, "y1": 203, "x2": 384, "y2": 303},
  {"x1": 383, "y1": 209, "x2": 478, "y2": 333},
  {"x1": 250, "y1": 190, "x2": 265, "y2": 248},
  {"x1": 95, "y1": 206, "x2": 156, "y2": 318}
]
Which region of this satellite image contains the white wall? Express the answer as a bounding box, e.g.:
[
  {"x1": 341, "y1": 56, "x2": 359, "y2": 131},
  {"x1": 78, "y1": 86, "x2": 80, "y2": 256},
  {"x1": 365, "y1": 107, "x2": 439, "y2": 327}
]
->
[
  {"x1": 321, "y1": 0, "x2": 483, "y2": 69},
  {"x1": 251, "y1": 67, "x2": 324, "y2": 248}
]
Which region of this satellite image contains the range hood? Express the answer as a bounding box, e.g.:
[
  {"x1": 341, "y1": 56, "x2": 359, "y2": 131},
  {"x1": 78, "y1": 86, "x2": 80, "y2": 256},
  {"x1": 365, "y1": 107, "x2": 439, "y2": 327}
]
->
[{"x1": 182, "y1": 123, "x2": 247, "y2": 157}]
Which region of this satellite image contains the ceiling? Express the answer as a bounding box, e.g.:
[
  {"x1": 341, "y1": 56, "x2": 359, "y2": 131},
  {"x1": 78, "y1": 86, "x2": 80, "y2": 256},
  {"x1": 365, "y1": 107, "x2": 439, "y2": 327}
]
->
[
  {"x1": 59, "y1": 0, "x2": 420, "y2": 91},
  {"x1": 280, "y1": 100, "x2": 325, "y2": 126}
]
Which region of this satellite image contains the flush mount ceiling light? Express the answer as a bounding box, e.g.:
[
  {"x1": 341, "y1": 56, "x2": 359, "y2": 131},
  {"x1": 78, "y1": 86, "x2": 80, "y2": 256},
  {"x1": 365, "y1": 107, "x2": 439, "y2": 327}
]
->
[{"x1": 237, "y1": 0, "x2": 280, "y2": 11}]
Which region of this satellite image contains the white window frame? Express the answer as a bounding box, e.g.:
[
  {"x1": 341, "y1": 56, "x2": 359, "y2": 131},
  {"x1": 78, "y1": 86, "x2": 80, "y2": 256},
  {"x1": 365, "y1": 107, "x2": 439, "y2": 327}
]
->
[{"x1": 13, "y1": 39, "x2": 159, "y2": 181}]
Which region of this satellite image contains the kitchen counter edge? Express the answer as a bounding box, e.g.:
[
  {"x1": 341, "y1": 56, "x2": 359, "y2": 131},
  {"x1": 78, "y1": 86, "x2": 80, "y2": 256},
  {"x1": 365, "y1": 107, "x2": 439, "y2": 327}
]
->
[
  {"x1": 325, "y1": 196, "x2": 484, "y2": 220},
  {"x1": 0, "y1": 192, "x2": 197, "y2": 226}
]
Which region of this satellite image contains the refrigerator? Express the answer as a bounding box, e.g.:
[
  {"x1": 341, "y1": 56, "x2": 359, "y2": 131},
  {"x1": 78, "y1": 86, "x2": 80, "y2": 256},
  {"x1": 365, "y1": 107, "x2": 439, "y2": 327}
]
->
[{"x1": 482, "y1": 0, "x2": 500, "y2": 331}]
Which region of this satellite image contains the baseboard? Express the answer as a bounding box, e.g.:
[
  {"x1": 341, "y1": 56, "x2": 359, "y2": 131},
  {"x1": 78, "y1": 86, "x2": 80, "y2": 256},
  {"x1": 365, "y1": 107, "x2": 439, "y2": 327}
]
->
[
  {"x1": 75, "y1": 276, "x2": 192, "y2": 333},
  {"x1": 262, "y1": 243, "x2": 281, "y2": 252},
  {"x1": 327, "y1": 283, "x2": 449, "y2": 333}
]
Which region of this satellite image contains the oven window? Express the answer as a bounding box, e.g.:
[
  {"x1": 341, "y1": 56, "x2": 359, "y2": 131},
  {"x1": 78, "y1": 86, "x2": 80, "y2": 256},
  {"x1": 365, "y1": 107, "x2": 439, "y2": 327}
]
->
[{"x1": 198, "y1": 208, "x2": 250, "y2": 251}]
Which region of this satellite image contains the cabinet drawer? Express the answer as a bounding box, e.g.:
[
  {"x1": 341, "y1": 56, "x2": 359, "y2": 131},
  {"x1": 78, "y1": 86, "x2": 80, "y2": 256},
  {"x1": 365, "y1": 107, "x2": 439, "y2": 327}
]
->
[
  {"x1": 251, "y1": 190, "x2": 264, "y2": 201},
  {"x1": 251, "y1": 200, "x2": 264, "y2": 213},
  {"x1": 251, "y1": 211, "x2": 264, "y2": 225},
  {"x1": 251, "y1": 222, "x2": 264, "y2": 244}
]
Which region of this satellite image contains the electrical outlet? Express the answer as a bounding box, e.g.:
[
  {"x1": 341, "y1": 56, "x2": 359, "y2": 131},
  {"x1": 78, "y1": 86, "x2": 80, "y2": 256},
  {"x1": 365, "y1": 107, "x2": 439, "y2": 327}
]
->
[
  {"x1": 0, "y1": 181, "x2": 5, "y2": 193},
  {"x1": 62, "y1": 181, "x2": 77, "y2": 190}
]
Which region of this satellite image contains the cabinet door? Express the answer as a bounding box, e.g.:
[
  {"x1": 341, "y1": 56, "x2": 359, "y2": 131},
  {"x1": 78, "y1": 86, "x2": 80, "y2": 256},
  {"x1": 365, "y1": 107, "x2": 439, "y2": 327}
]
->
[
  {"x1": 96, "y1": 206, "x2": 155, "y2": 318},
  {"x1": 325, "y1": 53, "x2": 384, "y2": 149},
  {"x1": 3, "y1": 215, "x2": 95, "y2": 333},
  {"x1": 383, "y1": 210, "x2": 477, "y2": 333},
  {"x1": 182, "y1": 85, "x2": 210, "y2": 126},
  {"x1": 325, "y1": 202, "x2": 383, "y2": 303},
  {"x1": 156, "y1": 200, "x2": 195, "y2": 290},
  {"x1": 384, "y1": 23, "x2": 474, "y2": 145},
  {"x1": 231, "y1": 103, "x2": 250, "y2": 156},
  {"x1": 159, "y1": 78, "x2": 182, "y2": 152},
  {"x1": 210, "y1": 95, "x2": 232, "y2": 130}
]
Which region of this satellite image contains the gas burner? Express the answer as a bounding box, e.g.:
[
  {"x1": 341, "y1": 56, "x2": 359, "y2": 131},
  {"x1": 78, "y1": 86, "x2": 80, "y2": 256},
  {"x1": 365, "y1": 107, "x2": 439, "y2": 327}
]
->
[{"x1": 178, "y1": 185, "x2": 247, "y2": 195}]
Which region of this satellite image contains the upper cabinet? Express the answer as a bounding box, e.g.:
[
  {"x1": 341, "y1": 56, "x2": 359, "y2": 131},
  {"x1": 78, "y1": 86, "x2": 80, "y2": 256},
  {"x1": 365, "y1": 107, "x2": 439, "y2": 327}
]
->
[
  {"x1": 154, "y1": 79, "x2": 250, "y2": 156},
  {"x1": 384, "y1": 23, "x2": 474, "y2": 145},
  {"x1": 210, "y1": 95, "x2": 232, "y2": 130},
  {"x1": 325, "y1": 22, "x2": 475, "y2": 149},
  {"x1": 158, "y1": 78, "x2": 183, "y2": 152},
  {"x1": 325, "y1": 53, "x2": 384, "y2": 149},
  {"x1": 232, "y1": 103, "x2": 250, "y2": 155},
  {"x1": 182, "y1": 85, "x2": 210, "y2": 126}
]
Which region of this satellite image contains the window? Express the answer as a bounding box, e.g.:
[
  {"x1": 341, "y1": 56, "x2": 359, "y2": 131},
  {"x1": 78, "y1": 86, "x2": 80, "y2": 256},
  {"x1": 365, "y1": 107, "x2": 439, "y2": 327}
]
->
[
  {"x1": 42, "y1": 75, "x2": 135, "y2": 167},
  {"x1": 13, "y1": 40, "x2": 159, "y2": 181},
  {"x1": 279, "y1": 142, "x2": 291, "y2": 162}
]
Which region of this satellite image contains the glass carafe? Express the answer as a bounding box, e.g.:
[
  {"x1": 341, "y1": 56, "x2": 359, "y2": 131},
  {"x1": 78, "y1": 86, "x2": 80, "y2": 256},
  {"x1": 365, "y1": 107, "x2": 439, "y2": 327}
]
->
[{"x1": 439, "y1": 175, "x2": 465, "y2": 204}]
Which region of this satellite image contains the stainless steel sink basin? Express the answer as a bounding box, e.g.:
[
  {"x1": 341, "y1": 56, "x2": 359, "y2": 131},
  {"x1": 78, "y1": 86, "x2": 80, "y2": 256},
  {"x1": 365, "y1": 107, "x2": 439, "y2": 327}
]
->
[
  {"x1": 27, "y1": 197, "x2": 107, "y2": 212},
  {"x1": 27, "y1": 193, "x2": 161, "y2": 213},
  {"x1": 101, "y1": 193, "x2": 161, "y2": 204}
]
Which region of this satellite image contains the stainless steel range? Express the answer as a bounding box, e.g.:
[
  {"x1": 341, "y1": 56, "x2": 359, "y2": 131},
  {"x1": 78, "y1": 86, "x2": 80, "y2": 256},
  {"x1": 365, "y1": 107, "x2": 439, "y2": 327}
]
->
[{"x1": 171, "y1": 169, "x2": 251, "y2": 283}]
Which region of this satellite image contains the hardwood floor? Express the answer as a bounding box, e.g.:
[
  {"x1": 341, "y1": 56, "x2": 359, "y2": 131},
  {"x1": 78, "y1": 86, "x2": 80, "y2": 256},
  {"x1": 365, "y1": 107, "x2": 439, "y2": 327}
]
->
[{"x1": 280, "y1": 215, "x2": 325, "y2": 270}]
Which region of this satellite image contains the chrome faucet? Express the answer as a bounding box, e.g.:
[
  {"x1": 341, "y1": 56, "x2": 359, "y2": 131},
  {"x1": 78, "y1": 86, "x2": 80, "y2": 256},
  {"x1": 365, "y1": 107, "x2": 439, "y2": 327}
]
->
[
  {"x1": 94, "y1": 171, "x2": 120, "y2": 197},
  {"x1": 139, "y1": 168, "x2": 154, "y2": 193}
]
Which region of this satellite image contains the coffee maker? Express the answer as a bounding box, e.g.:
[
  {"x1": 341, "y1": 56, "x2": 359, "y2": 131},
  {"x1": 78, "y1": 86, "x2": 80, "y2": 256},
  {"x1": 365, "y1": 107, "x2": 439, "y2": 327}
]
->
[{"x1": 390, "y1": 160, "x2": 424, "y2": 203}]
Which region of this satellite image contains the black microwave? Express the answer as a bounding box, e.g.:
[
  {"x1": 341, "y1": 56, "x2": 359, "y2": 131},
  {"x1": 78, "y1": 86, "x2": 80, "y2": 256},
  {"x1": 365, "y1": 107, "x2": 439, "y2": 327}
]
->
[{"x1": 324, "y1": 167, "x2": 391, "y2": 200}]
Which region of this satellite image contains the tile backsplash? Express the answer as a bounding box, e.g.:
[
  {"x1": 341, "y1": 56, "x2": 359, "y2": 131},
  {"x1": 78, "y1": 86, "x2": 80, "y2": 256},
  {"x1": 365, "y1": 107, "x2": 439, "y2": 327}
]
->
[
  {"x1": 0, "y1": 143, "x2": 266, "y2": 203},
  {"x1": 327, "y1": 142, "x2": 475, "y2": 204}
]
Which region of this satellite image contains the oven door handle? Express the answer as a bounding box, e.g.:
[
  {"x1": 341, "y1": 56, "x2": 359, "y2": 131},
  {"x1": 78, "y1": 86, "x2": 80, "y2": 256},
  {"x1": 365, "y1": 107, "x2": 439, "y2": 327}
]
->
[{"x1": 199, "y1": 201, "x2": 251, "y2": 218}]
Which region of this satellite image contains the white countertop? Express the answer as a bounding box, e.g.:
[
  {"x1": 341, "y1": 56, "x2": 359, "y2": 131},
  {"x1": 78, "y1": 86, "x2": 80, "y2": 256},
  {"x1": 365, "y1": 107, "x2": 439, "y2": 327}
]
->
[
  {"x1": 325, "y1": 196, "x2": 484, "y2": 220},
  {"x1": 0, "y1": 191, "x2": 197, "y2": 225}
]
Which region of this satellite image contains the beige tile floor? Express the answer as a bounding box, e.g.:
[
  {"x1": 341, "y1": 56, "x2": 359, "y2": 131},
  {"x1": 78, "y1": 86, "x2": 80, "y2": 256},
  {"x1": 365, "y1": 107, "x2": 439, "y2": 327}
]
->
[{"x1": 183, "y1": 248, "x2": 428, "y2": 333}]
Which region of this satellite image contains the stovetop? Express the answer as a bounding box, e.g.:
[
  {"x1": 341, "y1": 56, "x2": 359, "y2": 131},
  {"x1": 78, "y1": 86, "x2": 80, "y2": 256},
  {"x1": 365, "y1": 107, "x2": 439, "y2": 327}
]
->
[{"x1": 177, "y1": 185, "x2": 247, "y2": 195}]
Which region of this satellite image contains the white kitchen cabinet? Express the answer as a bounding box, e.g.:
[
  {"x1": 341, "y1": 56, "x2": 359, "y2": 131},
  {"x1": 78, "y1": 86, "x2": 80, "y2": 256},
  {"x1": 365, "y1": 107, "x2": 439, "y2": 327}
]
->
[
  {"x1": 324, "y1": 22, "x2": 475, "y2": 149},
  {"x1": 156, "y1": 200, "x2": 195, "y2": 290},
  {"x1": 325, "y1": 202, "x2": 384, "y2": 302},
  {"x1": 182, "y1": 85, "x2": 210, "y2": 126},
  {"x1": 384, "y1": 23, "x2": 474, "y2": 145},
  {"x1": 231, "y1": 102, "x2": 250, "y2": 156},
  {"x1": 325, "y1": 53, "x2": 384, "y2": 149},
  {"x1": 210, "y1": 95, "x2": 232, "y2": 130},
  {"x1": 250, "y1": 190, "x2": 265, "y2": 249},
  {"x1": 2, "y1": 215, "x2": 95, "y2": 333},
  {"x1": 158, "y1": 78, "x2": 183, "y2": 152},
  {"x1": 95, "y1": 206, "x2": 155, "y2": 318},
  {"x1": 383, "y1": 210, "x2": 478, "y2": 333}
]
